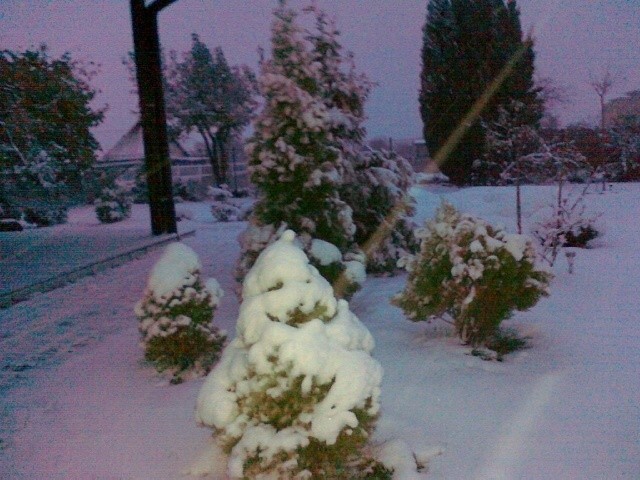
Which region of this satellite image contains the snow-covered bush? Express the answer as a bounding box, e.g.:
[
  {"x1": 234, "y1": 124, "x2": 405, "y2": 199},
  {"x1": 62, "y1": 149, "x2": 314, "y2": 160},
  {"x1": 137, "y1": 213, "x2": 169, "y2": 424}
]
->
[
  {"x1": 211, "y1": 202, "x2": 242, "y2": 222},
  {"x1": 394, "y1": 202, "x2": 552, "y2": 346},
  {"x1": 196, "y1": 230, "x2": 388, "y2": 479},
  {"x1": 23, "y1": 203, "x2": 67, "y2": 226},
  {"x1": 173, "y1": 179, "x2": 207, "y2": 202},
  {"x1": 237, "y1": 221, "x2": 365, "y2": 299},
  {"x1": 307, "y1": 238, "x2": 367, "y2": 299},
  {"x1": 135, "y1": 242, "x2": 226, "y2": 381},
  {"x1": 209, "y1": 185, "x2": 252, "y2": 222},
  {"x1": 532, "y1": 193, "x2": 601, "y2": 266},
  {"x1": 341, "y1": 148, "x2": 419, "y2": 274},
  {"x1": 95, "y1": 183, "x2": 132, "y2": 224},
  {"x1": 208, "y1": 185, "x2": 234, "y2": 201}
]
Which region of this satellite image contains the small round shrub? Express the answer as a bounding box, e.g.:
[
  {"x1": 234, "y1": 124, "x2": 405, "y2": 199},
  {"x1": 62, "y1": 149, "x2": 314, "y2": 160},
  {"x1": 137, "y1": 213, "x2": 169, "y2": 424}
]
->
[
  {"x1": 135, "y1": 243, "x2": 226, "y2": 381},
  {"x1": 95, "y1": 183, "x2": 132, "y2": 224},
  {"x1": 394, "y1": 202, "x2": 552, "y2": 346}
]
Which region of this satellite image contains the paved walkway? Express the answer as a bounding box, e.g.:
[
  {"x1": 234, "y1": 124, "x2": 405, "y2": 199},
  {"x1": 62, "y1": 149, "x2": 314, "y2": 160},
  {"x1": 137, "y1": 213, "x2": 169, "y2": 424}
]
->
[{"x1": 0, "y1": 206, "x2": 195, "y2": 306}]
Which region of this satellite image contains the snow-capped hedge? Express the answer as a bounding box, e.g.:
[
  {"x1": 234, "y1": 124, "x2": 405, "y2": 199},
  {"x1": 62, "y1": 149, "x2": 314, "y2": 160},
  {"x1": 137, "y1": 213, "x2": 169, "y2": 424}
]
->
[
  {"x1": 95, "y1": 183, "x2": 132, "y2": 224},
  {"x1": 135, "y1": 243, "x2": 225, "y2": 381},
  {"x1": 196, "y1": 230, "x2": 388, "y2": 478},
  {"x1": 394, "y1": 202, "x2": 552, "y2": 346}
]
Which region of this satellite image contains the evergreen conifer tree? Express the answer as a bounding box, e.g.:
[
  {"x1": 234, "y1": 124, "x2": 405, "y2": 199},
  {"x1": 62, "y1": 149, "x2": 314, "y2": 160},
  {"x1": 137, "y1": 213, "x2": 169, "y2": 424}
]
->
[
  {"x1": 246, "y1": 2, "x2": 355, "y2": 252},
  {"x1": 419, "y1": 0, "x2": 541, "y2": 185},
  {"x1": 197, "y1": 230, "x2": 386, "y2": 478}
]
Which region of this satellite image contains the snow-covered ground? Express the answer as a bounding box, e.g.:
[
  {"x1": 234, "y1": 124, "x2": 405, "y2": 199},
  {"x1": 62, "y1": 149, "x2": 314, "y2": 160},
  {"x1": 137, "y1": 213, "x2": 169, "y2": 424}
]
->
[
  {"x1": 1, "y1": 183, "x2": 639, "y2": 479},
  {"x1": 0, "y1": 203, "x2": 202, "y2": 296}
]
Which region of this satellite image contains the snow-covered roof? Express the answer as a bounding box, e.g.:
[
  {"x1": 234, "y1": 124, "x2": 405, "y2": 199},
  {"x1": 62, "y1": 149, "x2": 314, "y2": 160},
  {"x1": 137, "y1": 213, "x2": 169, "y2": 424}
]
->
[{"x1": 99, "y1": 122, "x2": 190, "y2": 163}]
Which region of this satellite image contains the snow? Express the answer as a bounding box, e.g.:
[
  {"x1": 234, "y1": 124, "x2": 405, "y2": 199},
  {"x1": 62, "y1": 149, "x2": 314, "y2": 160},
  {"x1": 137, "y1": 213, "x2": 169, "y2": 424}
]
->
[
  {"x1": 146, "y1": 242, "x2": 203, "y2": 300},
  {"x1": 195, "y1": 231, "x2": 382, "y2": 477},
  {"x1": 344, "y1": 259, "x2": 367, "y2": 284},
  {"x1": 309, "y1": 238, "x2": 342, "y2": 265},
  {"x1": 2, "y1": 183, "x2": 640, "y2": 479}
]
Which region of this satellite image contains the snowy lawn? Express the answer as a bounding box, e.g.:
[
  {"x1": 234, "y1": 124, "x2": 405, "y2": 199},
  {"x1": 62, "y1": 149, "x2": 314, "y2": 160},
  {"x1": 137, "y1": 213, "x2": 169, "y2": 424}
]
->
[{"x1": 1, "y1": 183, "x2": 639, "y2": 479}]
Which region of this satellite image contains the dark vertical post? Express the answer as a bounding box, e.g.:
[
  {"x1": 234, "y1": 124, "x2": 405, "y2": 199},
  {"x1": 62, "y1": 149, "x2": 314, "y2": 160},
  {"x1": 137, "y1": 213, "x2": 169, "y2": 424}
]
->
[{"x1": 130, "y1": 0, "x2": 177, "y2": 235}]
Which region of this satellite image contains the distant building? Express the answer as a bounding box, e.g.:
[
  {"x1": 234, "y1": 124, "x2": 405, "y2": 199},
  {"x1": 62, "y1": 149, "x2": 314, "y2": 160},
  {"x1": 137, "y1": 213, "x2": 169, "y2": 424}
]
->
[
  {"x1": 96, "y1": 122, "x2": 249, "y2": 189},
  {"x1": 604, "y1": 90, "x2": 640, "y2": 128}
]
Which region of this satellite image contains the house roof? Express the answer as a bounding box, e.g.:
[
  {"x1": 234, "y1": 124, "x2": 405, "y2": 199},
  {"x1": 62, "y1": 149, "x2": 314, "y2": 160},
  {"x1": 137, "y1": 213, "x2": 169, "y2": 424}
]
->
[{"x1": 99, "y1": 122, "x2": 190, "y2": 163}]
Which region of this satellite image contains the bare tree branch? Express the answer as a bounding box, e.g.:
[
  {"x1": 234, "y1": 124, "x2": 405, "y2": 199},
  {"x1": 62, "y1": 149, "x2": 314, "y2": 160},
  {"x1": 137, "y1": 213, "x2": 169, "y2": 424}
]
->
[
  {"x1": 589, "y1": 70, "x2": 614, "y2": 99},
  {"x1": 589, "y1": 69, "x2": 616, "y2": 129}
]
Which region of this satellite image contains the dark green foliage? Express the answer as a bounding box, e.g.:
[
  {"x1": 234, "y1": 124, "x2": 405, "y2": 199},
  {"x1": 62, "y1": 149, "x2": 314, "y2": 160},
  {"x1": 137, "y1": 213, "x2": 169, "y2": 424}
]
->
[
  {"x1": 563, "y1": 224, "x2": 599, "y2": 248},
  {"x1": 419, "y1": 0, "x2": 541, "y2": 185},
  {"x1": 145, "y1": 324, "x2": 223, "y2": 376},
  {"x1": 173, "y1": 179, "x2": 206, "y2": 202},
  {"x1": 136, "y1": 275, "x2": 225, "y2": 380},
  {"x1": 0, "y1": 45, "x2": 104, "y2": 220},
  {"x1": 22, "y1": 202, "x2": 68, "y2": 227},
  {"x1": 340, "y1": 149, "x2": 419, "y2": 274},
  {"x1": 131, "y1": 168, "x2": 149, "y2": 203},
  {"x1": 485, "y1": 327, "x2": 529, "y2": 359}
]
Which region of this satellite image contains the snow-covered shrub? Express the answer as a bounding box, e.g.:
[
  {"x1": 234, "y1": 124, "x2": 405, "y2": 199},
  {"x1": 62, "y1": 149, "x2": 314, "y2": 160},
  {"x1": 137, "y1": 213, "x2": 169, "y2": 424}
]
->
[
  {"x1": 208, "y1": 185, "x2": 253, "y2": 222},
  {"x1": 532, "y1": 193, "x2": 601, "y2": 266},
  {"x1": 237, "y1": 221, "x2": 365, "y2": 299},
  {"x1": 208, "y1": 185, "x2": 234, "y2": 201},
  {"x1": 23, "y1": 203, "x2": 67, "y2": 226},
  {"x1": 307, "y1": 238, "x2": 366, "y2": 299},
  {"x1": 173, "y1": 179, "x2": 207, "y2": 202},
  {"x1": 211, "y1": 202, "x2": 241, "y2": 222},
  {"x1": 341, "y1": 148, "x2": 418, "y2": 274},
  {"x1": 95, "y1": 183, "x2": 132, "y2": 224},
  {"x1": 394, "y1": 202, "x2": 552, "y2": 346},
  {"x1": 196, "y1": 230, "x2": 387, "y2": 479},
  {"x1": 135, "y1": 242, "x2": 226, "y2": 381}
]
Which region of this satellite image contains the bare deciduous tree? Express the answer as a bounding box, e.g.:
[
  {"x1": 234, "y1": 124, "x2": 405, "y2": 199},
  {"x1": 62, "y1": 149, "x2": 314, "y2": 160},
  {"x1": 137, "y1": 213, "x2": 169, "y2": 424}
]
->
[{"x1": 589, "y1": 69, "x2": 615, "y2": 130}]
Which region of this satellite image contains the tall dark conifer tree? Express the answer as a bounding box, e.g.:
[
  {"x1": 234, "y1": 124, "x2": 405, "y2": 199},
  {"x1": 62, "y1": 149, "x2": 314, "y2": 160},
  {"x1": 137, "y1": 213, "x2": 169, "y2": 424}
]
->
[{"x1": 419, "y1": 0, "x2": 540, "y2": 185}]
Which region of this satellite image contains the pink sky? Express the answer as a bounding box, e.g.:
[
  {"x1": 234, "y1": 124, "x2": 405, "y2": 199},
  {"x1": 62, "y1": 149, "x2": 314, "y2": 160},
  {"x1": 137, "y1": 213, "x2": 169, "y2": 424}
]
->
[{"x1": 1, "y1": 0, "x2": 638, "y2": 153}]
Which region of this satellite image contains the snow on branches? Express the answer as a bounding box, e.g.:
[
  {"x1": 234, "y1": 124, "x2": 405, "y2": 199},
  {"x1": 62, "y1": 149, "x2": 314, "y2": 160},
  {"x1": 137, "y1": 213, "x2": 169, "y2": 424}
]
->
[
  {"x1": 395, "y1": 202, "x2": 551, "y2": 346},
  {"x1": 135, "y1": 242, "x2": 225, "y2": 382},
  {"x1": 196, "y1": 230, "x2": 387, "y2": 478}
]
